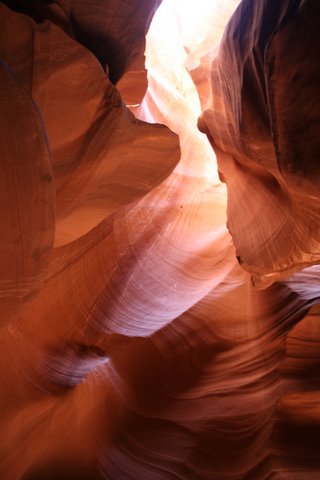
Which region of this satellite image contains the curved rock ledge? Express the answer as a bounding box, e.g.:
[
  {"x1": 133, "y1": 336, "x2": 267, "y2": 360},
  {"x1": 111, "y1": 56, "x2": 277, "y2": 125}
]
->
[{"x1": 0, "y1": 1, "x2": 319, "y2": 479}]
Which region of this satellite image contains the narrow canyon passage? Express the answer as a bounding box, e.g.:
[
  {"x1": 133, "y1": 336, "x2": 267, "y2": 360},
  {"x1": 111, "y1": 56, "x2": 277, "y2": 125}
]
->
[{"x1": 0, "y1": 0, "x2": 319, "y2": 479}]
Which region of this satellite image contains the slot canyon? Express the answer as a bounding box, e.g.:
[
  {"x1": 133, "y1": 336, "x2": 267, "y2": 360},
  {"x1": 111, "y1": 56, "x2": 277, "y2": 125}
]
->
[{"x1": 0, "y1": 0, "x2": 319, "y2": 478}]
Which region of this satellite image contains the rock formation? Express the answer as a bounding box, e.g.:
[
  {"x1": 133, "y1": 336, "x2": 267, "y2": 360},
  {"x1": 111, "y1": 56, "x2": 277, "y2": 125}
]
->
[{"x1": 0, "y1": 0, "x2": 319, "y2": 479}]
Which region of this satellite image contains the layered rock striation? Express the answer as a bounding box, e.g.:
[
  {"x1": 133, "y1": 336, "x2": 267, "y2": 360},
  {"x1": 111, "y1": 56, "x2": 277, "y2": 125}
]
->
[{"x1": 0, "y1": 1, "x2": 319, "y2": 479}]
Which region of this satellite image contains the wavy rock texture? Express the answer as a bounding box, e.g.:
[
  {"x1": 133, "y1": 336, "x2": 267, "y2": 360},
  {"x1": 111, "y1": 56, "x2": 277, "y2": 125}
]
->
[
  {"x1": 0, "y1": 0, "x2": 319, "y2": 479},
  {"x1": 198, "y1": 0, "x2": 320, "y2": 285},
  {"x1": 0, "y1": 2, "x2": 177, "y2": 246}
]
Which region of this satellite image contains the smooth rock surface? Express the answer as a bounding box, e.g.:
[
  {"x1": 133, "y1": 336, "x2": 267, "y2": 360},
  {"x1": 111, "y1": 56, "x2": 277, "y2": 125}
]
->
[{"x1": 0, "y1": 1, "x2": 319, "y2": 479}]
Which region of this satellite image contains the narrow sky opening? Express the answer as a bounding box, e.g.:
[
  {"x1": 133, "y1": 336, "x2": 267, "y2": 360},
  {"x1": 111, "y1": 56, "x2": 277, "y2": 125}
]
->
[{"x1": 139, "y1": 0, "x2": 240, "y2": 184}]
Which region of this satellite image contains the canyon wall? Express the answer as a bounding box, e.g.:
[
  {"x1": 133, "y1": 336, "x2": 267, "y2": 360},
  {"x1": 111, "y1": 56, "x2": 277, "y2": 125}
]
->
[{"x1": 0, "y1": 1, "x2": 319, "y2": 478}]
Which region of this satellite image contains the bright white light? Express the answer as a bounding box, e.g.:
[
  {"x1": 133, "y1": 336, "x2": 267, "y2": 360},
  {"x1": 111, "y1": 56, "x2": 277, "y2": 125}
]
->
[{"x1": 139, "y1": 0, "x2": 240, "y2": 184}]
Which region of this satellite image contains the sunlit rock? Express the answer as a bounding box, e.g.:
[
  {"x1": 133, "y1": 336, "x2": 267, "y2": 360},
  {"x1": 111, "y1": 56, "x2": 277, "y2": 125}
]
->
[
  {"x1": 198, "y1": 0, "x2": 320, "y2": 285},
  {"x1": 0, "y1": 3, "x2": 179, "y2": 245},
  {"x1": 0, "y1": 0, "x2": 319, "y2": 479}
]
